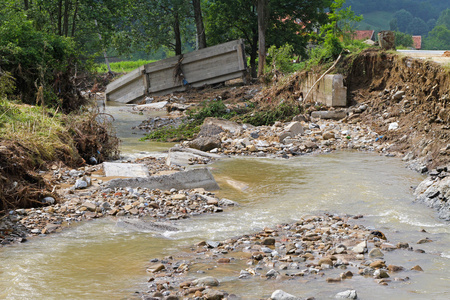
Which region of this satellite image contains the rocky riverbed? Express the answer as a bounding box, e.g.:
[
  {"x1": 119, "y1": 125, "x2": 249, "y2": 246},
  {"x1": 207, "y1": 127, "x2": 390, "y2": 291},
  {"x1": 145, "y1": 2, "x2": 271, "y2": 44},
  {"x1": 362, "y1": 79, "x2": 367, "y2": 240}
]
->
[
  {"x1": 0, "y1": 157, "x2": 237, "y2": 246},
  {"x1": 137, "y1": 214, "x2": 429, "y2": 300}
]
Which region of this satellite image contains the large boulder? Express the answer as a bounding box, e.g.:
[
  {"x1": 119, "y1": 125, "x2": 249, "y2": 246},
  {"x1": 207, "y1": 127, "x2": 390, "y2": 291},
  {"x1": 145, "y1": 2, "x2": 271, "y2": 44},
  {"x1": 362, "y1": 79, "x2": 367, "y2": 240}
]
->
[{"x1": 188, "y1": 136, "x2": 222, "y2": 152}]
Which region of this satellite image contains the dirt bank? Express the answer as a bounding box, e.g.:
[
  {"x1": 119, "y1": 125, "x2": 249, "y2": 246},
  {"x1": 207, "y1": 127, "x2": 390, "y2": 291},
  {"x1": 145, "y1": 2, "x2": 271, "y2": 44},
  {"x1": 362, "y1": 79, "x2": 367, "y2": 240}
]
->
[{"x1": 342, "y1": 49, "x2": 450, "y2": 170}]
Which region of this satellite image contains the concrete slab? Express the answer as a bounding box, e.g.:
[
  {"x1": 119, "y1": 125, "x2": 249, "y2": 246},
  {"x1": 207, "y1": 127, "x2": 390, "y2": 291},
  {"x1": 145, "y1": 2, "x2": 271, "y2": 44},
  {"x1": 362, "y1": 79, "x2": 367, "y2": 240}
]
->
[
  {"x1": 103, "y1": 162, "x2": 149, "y2": 178},
  {"x1": 105, "y1": 168, "x2": 220, "y2": 191},
  {"x1": 166, "y1": 146, "x2": 223, "y2": 167}
]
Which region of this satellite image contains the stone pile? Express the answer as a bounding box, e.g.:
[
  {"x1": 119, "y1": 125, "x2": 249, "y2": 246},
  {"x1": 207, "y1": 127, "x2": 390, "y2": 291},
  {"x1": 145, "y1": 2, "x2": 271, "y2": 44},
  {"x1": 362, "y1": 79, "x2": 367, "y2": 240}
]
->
[
  {"x1": 1, "y1": 187, "x2": 235, "y2": 245},
  {"x1": 139, "y1": 214, "x2": 424, "y2": 299},
  {"x1": 414, "y1": 165, "x2": 450, "y2": 220},
  {"x1": 183, "y1": 113, "x2": 395, "y2": 159}
]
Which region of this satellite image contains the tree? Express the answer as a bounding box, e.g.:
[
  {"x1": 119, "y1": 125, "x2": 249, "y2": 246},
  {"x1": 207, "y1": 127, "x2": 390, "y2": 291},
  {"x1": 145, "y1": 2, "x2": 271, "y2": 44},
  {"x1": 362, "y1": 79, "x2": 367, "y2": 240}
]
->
[
  {"x1": 424, "y1": 25, "x2": 450, "y2": 50},
  {"x1": 114, "y1": 0, "x2": 194, "y2": 56},
  {"x1": 204, "y1": 0, "x2": 331, "y2": 78},
  {"x1": 393, "y1": 9, "x2": 413, "y2": 33},
  {"x1": 257, "y1": 0, "x2": 268, "y2": 78},
  {"x1": 394, "y1": 31, "x2": 413, "y2": 48},
  {"x1": 407, "y1": 17, "x2": 428, "y2": 36},
  {"x1": 192, "y1": 0, "x2": 206, "y2": 49},
  {"x1": 436, "y1": 9, "x2": 450, "y2": 29}
]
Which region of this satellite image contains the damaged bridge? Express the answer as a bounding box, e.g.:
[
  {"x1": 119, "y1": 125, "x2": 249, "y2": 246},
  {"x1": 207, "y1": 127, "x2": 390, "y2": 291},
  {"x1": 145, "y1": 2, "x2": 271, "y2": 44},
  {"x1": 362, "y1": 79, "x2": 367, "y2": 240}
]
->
[{"x1": 105, "y1": 40, "x2": 247, "y2": 104}]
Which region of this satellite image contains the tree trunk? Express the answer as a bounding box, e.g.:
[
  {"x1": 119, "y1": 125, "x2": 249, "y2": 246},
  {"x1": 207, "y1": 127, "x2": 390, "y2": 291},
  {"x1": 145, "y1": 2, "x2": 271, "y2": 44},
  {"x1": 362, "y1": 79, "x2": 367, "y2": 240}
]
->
[
  {"x1": 71, "y1": 0, "x2": 79, "y2": 37},
  {"x1": 24, "y1": 0, "x2": 29, "y2": 10},
  {"x1": 192, "y1": 0, "x2": 206, "y2": 49},
  {"x1": 250, "y1": 29, "x2": 258, "y2": 78},
  {"x1": 63, "y1": 0, "x2": 70, "y2": 36},
  {"x1": 257, "y1": 0, "x2": 268, "y2": 78},
  {"x1": 173, "y1": 12, "x2": 182, "y2": 55},
  {"x1": 57, "y1": 0, "x2": 63, "y2": 36}
]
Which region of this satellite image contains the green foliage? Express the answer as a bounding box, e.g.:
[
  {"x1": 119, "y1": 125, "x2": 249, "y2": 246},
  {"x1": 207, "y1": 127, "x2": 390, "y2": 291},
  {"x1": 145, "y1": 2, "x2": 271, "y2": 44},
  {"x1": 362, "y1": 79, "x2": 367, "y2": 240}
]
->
[
  {"x1": 142, "y1": 100, "x2": 238, "y2": 142},
  {"x1": 113, "y1": 0, "x2": 195, "y2": 56},
  {"x1": 394, "y1": 31, "x2": 413, "y2": 48},
  {"x1": 237, "y1": 102, "x2": 301, "y2": 126},
  {"x1": 266, "y1": 44, "x2": 295, "y2": 74},
  {"x1": 204, "y1": 0, "x2": 332, "y2": 77},
  {"x1": 424, "y1": 25, "x2": 450, "y2": 50},
  {"x1": 95, "y1": 60, "x2": 156, "y2": 73},
  {"x1": 0, "y1": 71, "x2": 15, "y2": 99},
  {"x1": 436, "y1": 9, "x2": 450, "y2": 29},
  {"x1": 0, "y1": 11, "x2": 84, "y2": 111}
]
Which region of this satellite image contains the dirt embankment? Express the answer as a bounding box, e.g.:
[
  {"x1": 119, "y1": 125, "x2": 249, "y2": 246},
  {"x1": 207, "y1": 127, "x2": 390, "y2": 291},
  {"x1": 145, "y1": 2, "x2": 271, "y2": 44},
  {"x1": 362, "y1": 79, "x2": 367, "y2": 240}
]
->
[{"x1": 341, "y1": 49, "x2": 450, "y2": 169}]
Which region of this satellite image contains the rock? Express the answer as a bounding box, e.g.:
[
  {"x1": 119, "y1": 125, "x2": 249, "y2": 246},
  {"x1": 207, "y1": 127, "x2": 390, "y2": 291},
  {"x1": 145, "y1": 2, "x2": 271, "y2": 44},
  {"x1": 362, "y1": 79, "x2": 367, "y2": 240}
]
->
[
  {"x1": 370, "y1": 260, "x2": 386, "y2": 269},
  {"x1": 82, "y1": 202, "x2": 97, "y2": 212},
  {"x1": 194, "y1": 276, "x2": 219, "y2": 287},
  {"x1": 217, "y1": 258, "x2": 230, "y2": 263},
  {"x1": 387, "y1": 265, "x2": 404, "y2": 272},
  {"x1": 392, "y1": 91, "x2": 405, "y2": 101},
  {"x1": 318, "y1": 257, "x2": 333, "y2": 267},
  {"x1": 266, "y1": 269, "x2": 279, "y2": 278},
  {"x1": 247, "y1": 144, "x2": 257, "y2": 152},
  {"x1": 188, "y1": 136, "x2": 222, "y2": 152},
  {"x1": 326, "y1": 277, "x2": 342, "y2": 283},
  {"x1": 411, "y1": 265, "x2": 423, "y2": 271},
  {"x1": 74, "y1": 179, "x2": 88, "y2": 189},
  {"x1": 323, "y1": 131, "x2": 335, "y2": 140},
  {"x1": 279, "y1": 131, "x2": 292, "y2": 143},
  {"x1": 202, "y1": 118, "x2": 243, "y2": 134},
  {"x1": 42, "y1": 197, "x2": 56, "y2": 205},
  {"x1": 388, "y1": 122, "x2": 399, "y2": 131},
  {"x1": 172, "y1": 194, "x2": 187, "y2": 201},
  {"x1": 206, "y1": 241, "x2": 221, "y2": 248},
  {"x1": 417, "y1": 237, "x2": 432, "y2": 244},
  {"x1": 203, "y1": 288, "x2": 224, "y2": 300},
  {"x1": 369, "y1": 248, "x2": 384, "y2": 258},
  {"x1": 147, "y1": 263, "x2": 165, "y2": 273},
  {"x1": 373, "y1": 269, "x2": 389, "y2": 279},
  {"x1": 352, "y1": 241, "x2": 367, "y2": 254},
  {"x1": 270, "y1": 289, "x2": 301, "y2": 300},
  {"x1": 262, "y1": 237, "x2": 276, "y2": 245},
  {"x1": 218, "y1": 198, "x2": 239, "y2": 206},
  {"x1": 284, "y1": 121, "x2": 304, "y2": 137},
  {"x1": 335, "y1": 290, "x2": 358, "y2": 299},
  {"x1": 396, "y1": 242, "x2": 409, "y2": 249}
]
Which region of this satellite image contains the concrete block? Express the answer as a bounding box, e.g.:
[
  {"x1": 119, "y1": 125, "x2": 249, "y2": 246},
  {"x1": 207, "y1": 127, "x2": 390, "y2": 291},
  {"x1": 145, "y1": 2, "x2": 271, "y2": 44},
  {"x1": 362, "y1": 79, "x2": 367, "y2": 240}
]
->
[
  {"x1": 311, "y1": 111, "x2": 347, "y2": 120},
  {"x1": 166, "y1": 146, "x2": 223, "y2": 167},
  {"x1": 103, "y1": 162, "x2": 149, "y2": 178},
  {"x1": 105, "y1": 168, "x2": 220, "y2": 191}
]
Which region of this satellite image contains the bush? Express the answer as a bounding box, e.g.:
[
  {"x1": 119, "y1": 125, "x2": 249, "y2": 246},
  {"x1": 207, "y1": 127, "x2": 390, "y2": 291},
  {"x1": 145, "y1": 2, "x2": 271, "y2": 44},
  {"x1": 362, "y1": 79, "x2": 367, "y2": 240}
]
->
[
  {"x1": 0, "y1": 13, "x2": 85, "y2": 112},
  {"x1": 266, "y1": 44, "x2": 296, "y2": 74}
]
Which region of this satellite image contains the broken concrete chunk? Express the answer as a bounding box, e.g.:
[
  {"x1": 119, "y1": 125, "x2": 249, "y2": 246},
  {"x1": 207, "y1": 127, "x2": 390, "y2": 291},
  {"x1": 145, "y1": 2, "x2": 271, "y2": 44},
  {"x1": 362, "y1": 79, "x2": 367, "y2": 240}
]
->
[
  {"x1": 103, "y1": 162, "x2": 149, "y2": 178},
  {"x1": 105, "y1": 168, "x2": 220, "y2": 191}
]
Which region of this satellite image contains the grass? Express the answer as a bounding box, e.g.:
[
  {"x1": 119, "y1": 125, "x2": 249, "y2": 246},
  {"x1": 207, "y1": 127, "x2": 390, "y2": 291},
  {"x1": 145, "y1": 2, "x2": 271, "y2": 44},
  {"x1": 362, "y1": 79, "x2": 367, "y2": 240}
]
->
[
  {"x1": 0, "y1": 99, "x2": 78, "y2": 164},
  {"x1": 141, "y1": 100, "x2": 243, "y2": 142},
  {"x1": 95, "y1": 59, "x2": 156, "y2": 73}
]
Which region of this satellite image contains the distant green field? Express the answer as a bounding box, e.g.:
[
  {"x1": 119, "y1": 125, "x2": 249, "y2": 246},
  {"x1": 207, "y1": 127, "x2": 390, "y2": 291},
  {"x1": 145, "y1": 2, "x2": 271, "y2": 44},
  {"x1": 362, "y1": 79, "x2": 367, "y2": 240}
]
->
[
  {"x1": 95, "y1": 59, "x2": 156, "y2": 73},
  {"x1": 357, "y1": 11, "x2": 394, "y2": 31}
]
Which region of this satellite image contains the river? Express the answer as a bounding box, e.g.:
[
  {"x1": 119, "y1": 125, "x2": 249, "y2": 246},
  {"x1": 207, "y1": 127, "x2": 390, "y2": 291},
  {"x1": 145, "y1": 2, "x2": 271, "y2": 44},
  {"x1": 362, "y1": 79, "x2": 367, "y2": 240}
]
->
[{"x1": 0, "y1": 104, "x2": 448, "y2": 299}]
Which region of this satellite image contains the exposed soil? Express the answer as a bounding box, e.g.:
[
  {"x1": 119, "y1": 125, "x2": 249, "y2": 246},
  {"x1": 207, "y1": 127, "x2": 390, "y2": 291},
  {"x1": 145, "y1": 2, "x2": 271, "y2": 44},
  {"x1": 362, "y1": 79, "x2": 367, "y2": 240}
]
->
[{"x1": 342, "y1": 49, "x2": 450, "y2": 169}]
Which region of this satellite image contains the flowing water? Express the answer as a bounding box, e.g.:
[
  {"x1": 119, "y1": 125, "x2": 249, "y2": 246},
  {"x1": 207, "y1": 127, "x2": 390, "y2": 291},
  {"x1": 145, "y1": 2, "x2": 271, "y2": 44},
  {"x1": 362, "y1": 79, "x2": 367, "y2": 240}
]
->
[{"x1": 0, "y1": 104, "x2": 448, "y2": 299}]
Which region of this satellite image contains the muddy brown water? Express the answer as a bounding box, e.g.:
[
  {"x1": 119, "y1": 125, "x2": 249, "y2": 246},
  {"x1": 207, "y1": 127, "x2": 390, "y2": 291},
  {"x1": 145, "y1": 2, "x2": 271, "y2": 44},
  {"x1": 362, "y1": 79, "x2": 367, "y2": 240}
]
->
[{"x1": 0, "y1": 104, "x2": 449, "y2": 299}]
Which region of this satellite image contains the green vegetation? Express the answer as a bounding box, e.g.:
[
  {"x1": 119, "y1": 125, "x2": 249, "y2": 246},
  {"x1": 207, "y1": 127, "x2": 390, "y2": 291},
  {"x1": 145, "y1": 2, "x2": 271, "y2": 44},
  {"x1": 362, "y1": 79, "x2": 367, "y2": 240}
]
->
[
  {"x1": 236, "y1": 102, "x2": 301, "y2": 126},
  {"x1": 141, "y1": 100, "x2": 239, "y2": 142},
  {"x1": 95, "y1": 60, "x2": 156, "y2": 73},
  {"x1": 357, "y1": 11, "x2": 393, "y2": 30}
]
